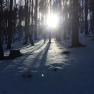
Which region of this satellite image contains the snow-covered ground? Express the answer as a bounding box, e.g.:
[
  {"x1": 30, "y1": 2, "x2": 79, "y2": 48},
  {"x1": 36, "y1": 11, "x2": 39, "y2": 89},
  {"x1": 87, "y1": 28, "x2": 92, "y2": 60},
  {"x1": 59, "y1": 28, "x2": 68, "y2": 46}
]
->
[{"x1": 0, "y1": 34, "x2": 94, "y2": 94}]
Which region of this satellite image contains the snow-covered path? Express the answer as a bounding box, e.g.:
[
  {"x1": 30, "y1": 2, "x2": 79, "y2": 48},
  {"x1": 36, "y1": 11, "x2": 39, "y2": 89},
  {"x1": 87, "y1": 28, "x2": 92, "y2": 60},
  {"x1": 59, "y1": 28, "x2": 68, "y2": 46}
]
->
[{"x1": 0, "y1": 38, "x2": 94, "y2": 94}]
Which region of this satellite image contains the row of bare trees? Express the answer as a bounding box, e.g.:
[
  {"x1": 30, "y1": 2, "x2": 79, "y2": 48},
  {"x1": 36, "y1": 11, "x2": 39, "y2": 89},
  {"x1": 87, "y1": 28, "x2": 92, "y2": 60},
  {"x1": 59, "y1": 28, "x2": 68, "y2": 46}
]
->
[
  {"x1": 53, "y1": 0, "x2": 94, "y2": 47},
  {"x1": 50, "y1": 0, "x2": 83, "y2": 47},
  {"x1": 0, "y1": 0, "x2": 39, "y2": 57},
  {"x1": 0, "y1": 0, "x2": 94, "y2": 58},
  {"x1": 0, "y1": 0, "x2": 16, "y2": 56}
]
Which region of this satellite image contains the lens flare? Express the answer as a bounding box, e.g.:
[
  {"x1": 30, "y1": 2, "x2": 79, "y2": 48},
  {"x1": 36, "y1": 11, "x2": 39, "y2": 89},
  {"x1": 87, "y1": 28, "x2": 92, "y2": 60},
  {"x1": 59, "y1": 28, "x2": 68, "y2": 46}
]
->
[{"x1": 46, "y1": 13, "x2": 59, "y2": 29}]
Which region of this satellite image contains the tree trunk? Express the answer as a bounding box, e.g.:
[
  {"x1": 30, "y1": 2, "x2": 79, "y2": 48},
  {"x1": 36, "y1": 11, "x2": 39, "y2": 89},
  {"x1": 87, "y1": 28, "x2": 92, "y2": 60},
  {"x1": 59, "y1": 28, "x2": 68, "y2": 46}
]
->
[
  {"x1": 24, "y1": 0, "x2": 28, "y2": 44},
  {"x1": 71, "y1": 0, "x2": 84, "y2": 47},
  {"x1": 34, "y1": 0, "x2": 38, "y2": 40},
  {"x1": 30, "y1": 0, "x2": 34, "y2": 46},
  {"x1": 72, "y1": 14, "x2": 80, "y2": 47},
  {"x1": 0, "y1": 0, "x2": 4, "y2": 58},
  {"x1": 85, "y1": 0, "x2": 88, "y2": 35},
  {"x1": 7, "y1": 0, "x2": 13, "y2": 49}
]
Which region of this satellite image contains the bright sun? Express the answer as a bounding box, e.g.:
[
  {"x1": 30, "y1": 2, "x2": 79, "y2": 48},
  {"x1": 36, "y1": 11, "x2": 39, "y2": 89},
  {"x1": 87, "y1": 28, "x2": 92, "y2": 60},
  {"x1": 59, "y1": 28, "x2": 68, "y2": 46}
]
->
[{"x1": 46, "y1": 13, "x2": 59, "y2": 29}]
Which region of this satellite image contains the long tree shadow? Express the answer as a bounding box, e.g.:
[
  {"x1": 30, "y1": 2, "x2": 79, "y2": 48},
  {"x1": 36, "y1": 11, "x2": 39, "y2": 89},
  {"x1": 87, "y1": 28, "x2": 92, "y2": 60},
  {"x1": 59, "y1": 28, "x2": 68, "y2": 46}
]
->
[
  {"x1": 38, "y1": 42, "x2": 51, "y2": 71},
  {"x1": 0, "y1": 40, "x2": 48, "y2": 73},
  {"x1": 31, "y1": 42, "x2": 51, "y2": 71},
  {"x1": 54, "y1": 39, "x2": 71, "y2": 56},
  {"x1": 18, "y1": 40, "x2": 48, "y2": 64},
  {"x1": 21, "y1": 42, "x2": 51, "y2": 78},
  {"x1": 55, "y1": 39, "x2": 67, "y2": 49}
]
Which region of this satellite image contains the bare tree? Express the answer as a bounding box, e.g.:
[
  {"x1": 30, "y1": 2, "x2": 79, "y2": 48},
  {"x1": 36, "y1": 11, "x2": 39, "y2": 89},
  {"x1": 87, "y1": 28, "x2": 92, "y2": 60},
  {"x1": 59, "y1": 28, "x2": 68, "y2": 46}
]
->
[
  {"x1": 34, "y1": 0, "x2": 38, "y2": 40},
  {"x1": 7, "y1": 0, "x2": 14, "y2": 49},
  {"x1": 84, "y1": 0, "x2": 88, "y2": 35},
  {"x1": 0, "y1": 0, "x2": 4, "y2": 58},
  {"x1": 71, "y1": 0, "x2": 84, "y2": 47},
  {"x1": 24, "y1": 0, "x2": 34, "y2": 45}
]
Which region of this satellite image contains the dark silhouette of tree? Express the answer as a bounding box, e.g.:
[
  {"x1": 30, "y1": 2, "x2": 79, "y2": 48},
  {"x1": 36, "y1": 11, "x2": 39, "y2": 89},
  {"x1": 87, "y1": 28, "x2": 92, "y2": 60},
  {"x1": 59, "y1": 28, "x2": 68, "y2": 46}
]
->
[
  {"x1": 34, "y1": 0, "x2": 38, "y2": 40},
  {"x1": 18, "y1": 4, "x2": 24, "y2": 40},
  {"x1": 71, "y1": 0, "x2": 84, "y2": 47},
  {"x1": 88, "y1": 0, "x2": 94, "y2": 34},
  {"x1": 84, "y1": 0, "x2": 88, "y2": 35},
  {"x1": 30, "y1": 0, "x2": 34, "y2": 45},
  {"x1": 23, "y1": 0, "x2": 34, "y2": 45},
  {"x1": 7, "y1": 0, "x2": 14, "y2": 49},
  {"x1": 0, "y1": 0, "x2": 4, "y2": 57}
]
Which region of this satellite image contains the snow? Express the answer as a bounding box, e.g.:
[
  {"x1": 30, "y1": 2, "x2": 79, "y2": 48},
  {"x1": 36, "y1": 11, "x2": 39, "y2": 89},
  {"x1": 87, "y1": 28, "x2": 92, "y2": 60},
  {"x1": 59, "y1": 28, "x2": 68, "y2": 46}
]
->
[{"x1": 0, "y1": 34, "x2": 94, "y2": 94}]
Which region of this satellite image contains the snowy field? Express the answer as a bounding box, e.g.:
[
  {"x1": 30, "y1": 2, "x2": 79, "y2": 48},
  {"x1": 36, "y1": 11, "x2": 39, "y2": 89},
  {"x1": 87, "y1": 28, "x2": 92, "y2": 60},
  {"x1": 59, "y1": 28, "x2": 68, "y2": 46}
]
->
[{"x1": 0, "y1": 35, "x2": 94, "y2": 94}]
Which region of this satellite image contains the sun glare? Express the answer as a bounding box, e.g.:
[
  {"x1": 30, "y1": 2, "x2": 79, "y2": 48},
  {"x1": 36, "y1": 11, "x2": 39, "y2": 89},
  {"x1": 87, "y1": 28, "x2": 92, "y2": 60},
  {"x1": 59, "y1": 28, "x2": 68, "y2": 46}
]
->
[{"x1": 46, "y1": 13, "x2": 59, "y2": 29}]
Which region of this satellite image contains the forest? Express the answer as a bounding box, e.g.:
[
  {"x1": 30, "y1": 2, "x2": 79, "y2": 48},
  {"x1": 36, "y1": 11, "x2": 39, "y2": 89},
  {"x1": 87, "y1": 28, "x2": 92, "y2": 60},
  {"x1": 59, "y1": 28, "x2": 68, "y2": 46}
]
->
[
  {"x1": 0, "y1": 1, "x2": 94, "y2": 94},
  {"x1": 0, "y1": 0, "x2": 94, "y2": 58}
]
